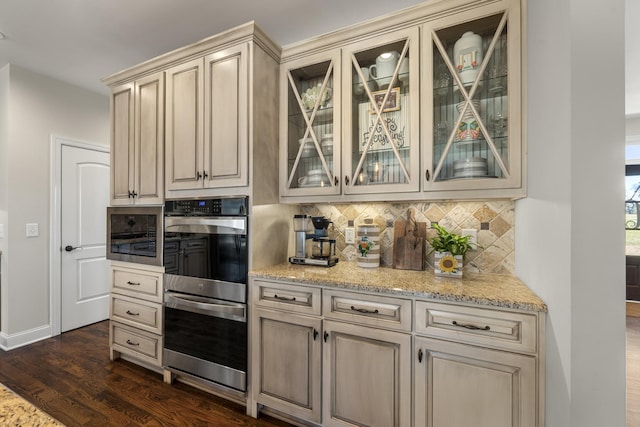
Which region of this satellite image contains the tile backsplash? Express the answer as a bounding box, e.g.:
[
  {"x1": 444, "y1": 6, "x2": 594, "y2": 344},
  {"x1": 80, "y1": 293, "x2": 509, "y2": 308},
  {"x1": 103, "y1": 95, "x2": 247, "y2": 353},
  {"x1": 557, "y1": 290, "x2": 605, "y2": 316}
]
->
[{"x1": 301, "y1": 200, "x2": 515, "y2": 275}]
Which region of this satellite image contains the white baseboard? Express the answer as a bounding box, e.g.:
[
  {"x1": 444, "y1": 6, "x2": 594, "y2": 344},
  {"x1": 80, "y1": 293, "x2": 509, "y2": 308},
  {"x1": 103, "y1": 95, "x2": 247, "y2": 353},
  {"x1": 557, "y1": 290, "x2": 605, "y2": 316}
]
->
[{"x1": 0, "y1": 325, "x2": 52, "y2": 351}]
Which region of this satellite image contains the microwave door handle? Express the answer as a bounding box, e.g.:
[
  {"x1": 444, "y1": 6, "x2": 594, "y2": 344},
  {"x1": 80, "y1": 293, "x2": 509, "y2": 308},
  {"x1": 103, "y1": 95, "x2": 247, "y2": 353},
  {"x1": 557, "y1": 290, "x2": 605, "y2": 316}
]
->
[{"x1": 165, "y1": 293, "x2": 246, "y2": 321}]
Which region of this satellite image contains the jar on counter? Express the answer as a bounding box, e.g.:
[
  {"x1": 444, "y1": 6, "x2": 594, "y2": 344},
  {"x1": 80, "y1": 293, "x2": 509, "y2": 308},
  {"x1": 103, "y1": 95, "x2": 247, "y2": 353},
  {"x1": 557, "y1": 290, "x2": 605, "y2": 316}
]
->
[{"x1": 356, "y1": 219, "x2": 380, "y2": 268}]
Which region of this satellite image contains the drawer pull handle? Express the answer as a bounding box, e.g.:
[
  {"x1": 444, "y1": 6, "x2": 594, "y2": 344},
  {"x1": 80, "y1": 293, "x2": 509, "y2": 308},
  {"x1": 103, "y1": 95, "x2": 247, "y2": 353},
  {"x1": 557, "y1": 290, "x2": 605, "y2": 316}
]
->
[
  {"x1": 418, "y1": 349, "x2": 424, "y2": 363},
  {"x1": 452, "y1": 320, "x2": 490, "y2": 331},
  {"x1": 126, "y1": 281, "x2": 141, "y2": 286},
  {"x1": 350, "y1": 305, "x2": 379, "y2": 314},
  {"x1": 274, "y1": 294, "x2": 296, "y2": 302},
  {"x1": 126, "y1": 310, "x2": 140, "y2": 316},
  {"x1": 126, "y1": 339, "x2": 140, "y2": 346}
]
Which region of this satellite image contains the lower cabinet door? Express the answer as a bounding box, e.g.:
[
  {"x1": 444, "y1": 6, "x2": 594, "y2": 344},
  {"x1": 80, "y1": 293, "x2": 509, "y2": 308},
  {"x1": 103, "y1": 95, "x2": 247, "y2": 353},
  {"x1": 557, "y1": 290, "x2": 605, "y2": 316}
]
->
[
  {"x1": 414, "y1": 336, "x2": 536, "y2": 427},
  {"x1": 254, "y1": 308, "x2": 322, "y2": 423},
  {"x1": 322, "y1": 320, "x2": 411, "y2": 427}
]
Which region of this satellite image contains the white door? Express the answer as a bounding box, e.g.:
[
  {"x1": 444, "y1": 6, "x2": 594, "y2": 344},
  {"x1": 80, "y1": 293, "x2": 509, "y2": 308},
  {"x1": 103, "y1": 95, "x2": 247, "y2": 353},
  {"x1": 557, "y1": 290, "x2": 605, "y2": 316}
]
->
[{"x1": 61, "y1": 144, "x2": 110, "y2": 332}]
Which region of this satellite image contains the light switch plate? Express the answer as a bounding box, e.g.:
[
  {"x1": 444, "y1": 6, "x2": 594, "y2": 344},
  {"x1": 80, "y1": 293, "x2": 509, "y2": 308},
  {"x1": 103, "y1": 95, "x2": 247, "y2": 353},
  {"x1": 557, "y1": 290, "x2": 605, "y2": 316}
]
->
[
  {"x1": 461, "y1": 229, "x2": 477, "y2": 246},
  {"x1": 345, "y1": 227, "x2": 355, "y2": 244},
  {"x1": 26, "y1": 223, "x2": 39, "y2": 237}
]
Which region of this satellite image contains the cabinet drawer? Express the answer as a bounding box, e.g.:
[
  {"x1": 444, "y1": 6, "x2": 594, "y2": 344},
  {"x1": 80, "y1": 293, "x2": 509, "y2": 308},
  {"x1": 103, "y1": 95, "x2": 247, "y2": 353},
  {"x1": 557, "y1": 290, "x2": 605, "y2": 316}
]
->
[
  {"x1": 323, "y1": 289, "x2": 411, "y2": 332},
  {"x1": 111, "y1": 295, "x2": 163, "y2": 334},
  {"x1": 110, "y1": 321, "x2": 162, "y2": 366},
  {"x1": 252, "y1": 279, "x2": 321, "y2": 316},
  {"x1": 111, "y1": 265, "x2": 163, "y2": 303},
  {"x1": 415, "y1": 301, "x2": 537, "y2": 354}
]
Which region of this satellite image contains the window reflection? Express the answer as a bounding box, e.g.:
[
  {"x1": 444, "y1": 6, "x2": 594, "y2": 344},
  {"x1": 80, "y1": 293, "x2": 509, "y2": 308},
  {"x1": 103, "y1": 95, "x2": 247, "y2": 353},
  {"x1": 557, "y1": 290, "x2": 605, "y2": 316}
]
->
[{"x1": 626, "y1": 165, "x2": 640, "y2": 255}]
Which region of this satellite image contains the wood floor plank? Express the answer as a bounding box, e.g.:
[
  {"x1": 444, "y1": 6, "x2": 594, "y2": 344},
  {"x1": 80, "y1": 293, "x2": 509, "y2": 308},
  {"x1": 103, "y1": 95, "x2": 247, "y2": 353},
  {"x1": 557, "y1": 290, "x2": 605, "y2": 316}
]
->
[{"x1": 0, "y1": 321, "x2": 292, "y2": 427}]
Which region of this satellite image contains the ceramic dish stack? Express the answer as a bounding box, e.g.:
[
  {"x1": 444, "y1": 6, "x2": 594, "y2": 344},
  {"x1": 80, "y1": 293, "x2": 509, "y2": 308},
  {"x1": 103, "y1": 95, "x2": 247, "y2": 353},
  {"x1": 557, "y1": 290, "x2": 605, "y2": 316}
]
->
[
  {"x1": 299, "y1": 138, "x2": 316, "y2": 158},
  {"x1": 298, "y1": 169, "x2": 331, "y2": 187},
  {"x1": 453, "y1": 157, "x2": 488, "y2": 178}
]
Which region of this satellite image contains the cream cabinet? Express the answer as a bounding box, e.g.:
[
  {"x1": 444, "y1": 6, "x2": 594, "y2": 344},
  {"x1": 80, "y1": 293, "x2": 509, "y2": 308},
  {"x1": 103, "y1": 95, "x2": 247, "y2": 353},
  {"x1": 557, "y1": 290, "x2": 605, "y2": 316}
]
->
[
  {"x1": 110, "y1": 72, "x2": 164, "y2": 205},
  {"x1": 279, "y1": 0, "x2": 524, "y2": 203},
  {"x1": 422, "y1": 0, "x2": 524, "y2": 198},
  {"x1": 322, "y1": 289, "x2": 412, "y2": 427},
  {"x1": 249, "y1": 276, "x2": 545, "y2": 427},
  {"x1": 280, "y1": 50, "x2": 341, "y2": 198},
  {"x1": 322, "y1": 320, "x2": 411, "y2": 427},
  {"x1": 104, "y1": 23, "x2": 280, "y2": 204},
  {"x1": 165, "y1": 43, "x2": 249, "y2": 193},
  {"x1": 251, "y1": 280, "x2": 323, "y2": 422},
  {"x1": 414, "y1": 337, "x2": 535, "y2": 427},
  {"x1": 109, "y1": 261, "x2": 164, "y2": 367},
  {"x1": 280, "y1": 27, "x2": 420, "y2": 201},
  {"x1": 414, "y1": 301, "x2": 541, "y2": 427}
]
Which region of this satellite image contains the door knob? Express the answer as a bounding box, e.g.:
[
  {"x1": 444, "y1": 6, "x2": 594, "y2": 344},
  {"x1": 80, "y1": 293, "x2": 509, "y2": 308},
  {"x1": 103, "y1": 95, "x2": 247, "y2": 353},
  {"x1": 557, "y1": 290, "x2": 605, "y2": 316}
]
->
[{"x1": 64, "y1": 245, "x2": 78, "y2": 252}]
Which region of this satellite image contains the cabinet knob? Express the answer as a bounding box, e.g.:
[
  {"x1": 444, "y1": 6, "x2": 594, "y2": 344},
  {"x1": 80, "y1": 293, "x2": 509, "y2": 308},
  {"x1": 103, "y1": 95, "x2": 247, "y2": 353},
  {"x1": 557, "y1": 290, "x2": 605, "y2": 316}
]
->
[
  {"x1": 313, "y1": 329, "x2": 318, "y2": 341},
  {"x1": 203, "y1": 171, "x2": 208, "y2": 180},
  {"x1": 425, "y1": 169, "x2": 431, "y2": 182},
  {"x1": 334, "y1": 176, "x2": 339, "y2": 186},
  {"x1": 323, "y1": 331, "x2": 329, "y2": 342},
  {"x1": 418, "y1": 348, "x2": 423, "y2": 363},
  {"x1": 344, "y1": 175, "x2": 350, "y2": 186},
  {"x1": 196, "y1": 171, "x2": 202, "y2": 180}
]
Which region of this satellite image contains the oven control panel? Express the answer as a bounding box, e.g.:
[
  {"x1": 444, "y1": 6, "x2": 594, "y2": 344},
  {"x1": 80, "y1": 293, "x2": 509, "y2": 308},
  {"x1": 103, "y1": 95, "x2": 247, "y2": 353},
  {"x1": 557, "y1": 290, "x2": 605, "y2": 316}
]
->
[{"x1": 165, "y1": 197, "x2": 248, "y2": 216}]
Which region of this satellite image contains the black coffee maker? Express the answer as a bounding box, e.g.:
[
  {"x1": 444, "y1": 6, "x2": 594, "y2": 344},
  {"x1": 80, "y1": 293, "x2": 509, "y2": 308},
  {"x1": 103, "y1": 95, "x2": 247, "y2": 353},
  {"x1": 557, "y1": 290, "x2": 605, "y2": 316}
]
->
[{"x1": 289, "y1": 215, "x2": 338, "y2": 267}]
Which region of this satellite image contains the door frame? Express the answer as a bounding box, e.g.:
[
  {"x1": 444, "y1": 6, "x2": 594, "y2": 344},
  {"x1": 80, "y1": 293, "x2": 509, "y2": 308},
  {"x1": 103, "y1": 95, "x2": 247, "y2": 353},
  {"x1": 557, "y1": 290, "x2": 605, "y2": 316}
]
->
[{"x1": 50, "y1": 135, "x2": 109, "y2": 336}]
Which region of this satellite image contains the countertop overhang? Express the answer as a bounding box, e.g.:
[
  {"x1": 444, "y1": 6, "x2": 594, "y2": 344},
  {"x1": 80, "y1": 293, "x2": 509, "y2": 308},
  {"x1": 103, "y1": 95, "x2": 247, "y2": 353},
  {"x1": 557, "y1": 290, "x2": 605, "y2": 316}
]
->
[{"x1": 250, "y1": 262, "x2": 547, "y2": 312}]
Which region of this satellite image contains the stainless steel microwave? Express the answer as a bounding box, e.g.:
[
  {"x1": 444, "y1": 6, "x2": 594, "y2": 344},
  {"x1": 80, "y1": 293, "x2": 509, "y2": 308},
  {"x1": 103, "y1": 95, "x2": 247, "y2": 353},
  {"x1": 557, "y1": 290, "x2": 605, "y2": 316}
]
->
[{"x1": 106, "y1": 206, "x2": 163, "y2": 266}]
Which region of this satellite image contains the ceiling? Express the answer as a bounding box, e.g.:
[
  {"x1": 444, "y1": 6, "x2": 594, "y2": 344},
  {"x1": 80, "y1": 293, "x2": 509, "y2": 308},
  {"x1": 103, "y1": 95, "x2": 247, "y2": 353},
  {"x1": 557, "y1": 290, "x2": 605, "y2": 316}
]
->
[
  {"x1": 0, "y1": 0, "x2": 637, "y2": 114},
  {"x1": 0, "y1": 0, "x2": 426, "y2": 96}
]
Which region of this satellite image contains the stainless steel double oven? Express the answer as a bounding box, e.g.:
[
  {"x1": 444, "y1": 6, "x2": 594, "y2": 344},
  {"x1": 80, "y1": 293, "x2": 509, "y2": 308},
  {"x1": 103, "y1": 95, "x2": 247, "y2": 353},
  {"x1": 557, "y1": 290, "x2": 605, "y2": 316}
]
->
[{"x1": 162, "y1": 197, "x2": 248, "y2": 391}]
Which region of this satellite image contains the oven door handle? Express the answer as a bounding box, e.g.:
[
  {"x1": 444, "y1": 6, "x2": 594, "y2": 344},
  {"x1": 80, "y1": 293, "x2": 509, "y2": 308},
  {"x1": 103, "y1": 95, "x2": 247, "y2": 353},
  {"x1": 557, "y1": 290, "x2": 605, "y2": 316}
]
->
[{"x1": 164, "y1": 292, "x2": 246, "y2": 322}]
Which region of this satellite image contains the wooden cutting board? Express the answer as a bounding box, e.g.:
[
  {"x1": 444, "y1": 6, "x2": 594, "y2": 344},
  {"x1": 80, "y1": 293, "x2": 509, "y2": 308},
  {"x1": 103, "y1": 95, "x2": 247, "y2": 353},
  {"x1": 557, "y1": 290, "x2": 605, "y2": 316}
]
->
[{"x1": 393, "y1": 208, "x2": 426, "y2": 271}]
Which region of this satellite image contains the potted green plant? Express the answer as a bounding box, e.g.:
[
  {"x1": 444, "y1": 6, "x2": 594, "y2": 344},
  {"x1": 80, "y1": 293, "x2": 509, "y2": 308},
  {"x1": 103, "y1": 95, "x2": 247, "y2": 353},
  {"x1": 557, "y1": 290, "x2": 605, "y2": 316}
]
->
[{"x1": 430, "y1": 223, "x2": 477, "y2": 277}]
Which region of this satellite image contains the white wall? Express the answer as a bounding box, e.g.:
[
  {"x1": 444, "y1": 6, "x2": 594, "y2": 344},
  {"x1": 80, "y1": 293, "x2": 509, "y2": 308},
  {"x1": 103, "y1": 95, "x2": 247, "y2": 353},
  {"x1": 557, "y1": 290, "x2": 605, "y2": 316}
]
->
[
  {"x1": 0, "y1": 65, "x2": 108, "y2": 343},
  {"x1": 517, "y1": 0, "x2": 626, "y2": 426},
  {"x1": 0, "y1": 66, "x2": 8, "y2": 332}
]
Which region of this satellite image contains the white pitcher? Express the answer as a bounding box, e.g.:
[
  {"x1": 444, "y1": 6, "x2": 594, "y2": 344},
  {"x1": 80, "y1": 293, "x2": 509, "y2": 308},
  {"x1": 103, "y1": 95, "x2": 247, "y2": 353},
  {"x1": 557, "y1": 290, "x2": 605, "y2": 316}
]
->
[{"x1": 369, "y1": 51, "x2": 400, "y2": 88}]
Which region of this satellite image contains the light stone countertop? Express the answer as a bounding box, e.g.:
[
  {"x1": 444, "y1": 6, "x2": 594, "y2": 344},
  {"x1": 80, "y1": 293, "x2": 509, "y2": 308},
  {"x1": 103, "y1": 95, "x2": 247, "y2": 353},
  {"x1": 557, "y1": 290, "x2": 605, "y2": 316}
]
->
[{"x1": 250, "y1": 262, "x2": 547, "y2": 313}]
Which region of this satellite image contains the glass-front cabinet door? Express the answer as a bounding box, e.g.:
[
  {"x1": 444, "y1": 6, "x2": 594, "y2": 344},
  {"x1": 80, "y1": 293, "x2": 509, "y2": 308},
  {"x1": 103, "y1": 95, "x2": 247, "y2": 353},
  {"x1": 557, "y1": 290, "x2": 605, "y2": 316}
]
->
[
  {"x1": 280, "y1": 52, "x2": 341, "y2": 197},
  {"x1": 423, "y1": 2, "x2": 522, "y2": 194},
  {"x1": 342, "y1": 28, "x2": 420, "y2": 195}
]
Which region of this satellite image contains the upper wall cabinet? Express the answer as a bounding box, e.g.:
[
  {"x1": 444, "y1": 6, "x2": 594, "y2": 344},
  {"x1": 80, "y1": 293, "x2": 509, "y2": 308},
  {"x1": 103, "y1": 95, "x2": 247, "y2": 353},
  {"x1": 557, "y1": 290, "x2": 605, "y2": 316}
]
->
[
  {"x1": 280, "y1": 51, "x2": 341, "y2": 197},
  {"x1": 165, "y1": 43, "x2": 249, "y2": 193},
  {"x1": 279, "y1": 0, "x2": 524, "y2": 203},
  {"x1": 422, "y1": 0, "x2": 523, "y2": 197},
  {"x1": 110, "y1": 72, "x2": 164, "y2": 206},
  {"x1": 104, "y1": 23, "x2": 281, "y2": 204},
  {"x1": 342, "y1": 28, "x2": 420, "y2": 196}
]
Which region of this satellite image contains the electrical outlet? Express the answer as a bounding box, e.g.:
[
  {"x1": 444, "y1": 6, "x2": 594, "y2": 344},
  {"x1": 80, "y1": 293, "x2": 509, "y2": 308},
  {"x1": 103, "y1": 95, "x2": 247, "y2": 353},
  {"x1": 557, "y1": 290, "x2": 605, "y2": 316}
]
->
[
  {"x1": 26, "y1": 223, "x2": 39, "y2": 238},
  {"x1": 345, "y1": 227, "x2": 355, "y2": 244},
  {"x1": 461, "y1": 229, "x2": 477, "y2": 246}
]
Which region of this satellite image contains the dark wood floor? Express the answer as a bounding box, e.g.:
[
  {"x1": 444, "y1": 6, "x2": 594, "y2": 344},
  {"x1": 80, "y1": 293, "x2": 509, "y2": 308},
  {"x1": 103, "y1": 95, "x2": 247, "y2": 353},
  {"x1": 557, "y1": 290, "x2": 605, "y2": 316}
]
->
[{"x1": 0, "y1": 321, "x2": 292, "y2": 427}]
